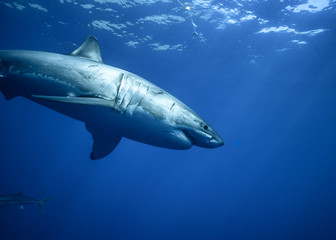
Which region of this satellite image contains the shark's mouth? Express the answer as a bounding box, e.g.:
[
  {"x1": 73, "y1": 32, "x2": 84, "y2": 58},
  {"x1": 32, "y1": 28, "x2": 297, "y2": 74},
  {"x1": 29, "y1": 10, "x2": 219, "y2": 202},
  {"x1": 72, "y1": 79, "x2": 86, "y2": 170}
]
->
[{"x1": 182, "y1": 130, "x2": 194, "y2": 145}]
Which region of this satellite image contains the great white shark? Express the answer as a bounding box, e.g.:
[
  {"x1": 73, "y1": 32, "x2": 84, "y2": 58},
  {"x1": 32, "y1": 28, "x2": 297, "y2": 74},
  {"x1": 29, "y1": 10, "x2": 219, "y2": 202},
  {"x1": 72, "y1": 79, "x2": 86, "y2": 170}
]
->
[
  {"x1": 0, "y1": 36, "x2": 223, "y2": 159},
  {"x1": 0, "y1": 193, "x2": 50, "y2": 212}
]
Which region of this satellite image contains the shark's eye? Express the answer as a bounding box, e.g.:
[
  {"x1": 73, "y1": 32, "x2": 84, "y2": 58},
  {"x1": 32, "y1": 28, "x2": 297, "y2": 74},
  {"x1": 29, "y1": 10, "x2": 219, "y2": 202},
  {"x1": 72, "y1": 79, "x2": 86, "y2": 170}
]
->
[{"x1": 203, "y1": 125, "x2": 208, "y2": 130}]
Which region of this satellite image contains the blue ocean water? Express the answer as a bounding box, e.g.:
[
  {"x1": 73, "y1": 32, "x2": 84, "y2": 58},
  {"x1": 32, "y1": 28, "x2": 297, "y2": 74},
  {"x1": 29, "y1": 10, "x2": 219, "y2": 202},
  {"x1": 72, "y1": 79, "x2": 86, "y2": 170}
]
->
[{"x1": 0, "y1": 0, "x2": 336, "y2": 239}]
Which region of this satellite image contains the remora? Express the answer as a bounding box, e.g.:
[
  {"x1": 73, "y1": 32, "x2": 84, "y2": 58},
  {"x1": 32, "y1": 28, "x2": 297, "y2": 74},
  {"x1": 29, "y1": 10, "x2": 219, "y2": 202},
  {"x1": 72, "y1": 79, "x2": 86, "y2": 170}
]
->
[{"x1": 0, "y1": 36, "x2": 223, "y2": 159}]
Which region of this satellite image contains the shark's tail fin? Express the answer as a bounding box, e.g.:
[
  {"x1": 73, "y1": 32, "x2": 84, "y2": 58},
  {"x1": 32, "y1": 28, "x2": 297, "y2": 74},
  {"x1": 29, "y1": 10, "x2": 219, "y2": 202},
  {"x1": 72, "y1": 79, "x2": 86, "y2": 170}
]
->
[{"x1": 38, "y1": 197, "x2": 51, "y2": 213}]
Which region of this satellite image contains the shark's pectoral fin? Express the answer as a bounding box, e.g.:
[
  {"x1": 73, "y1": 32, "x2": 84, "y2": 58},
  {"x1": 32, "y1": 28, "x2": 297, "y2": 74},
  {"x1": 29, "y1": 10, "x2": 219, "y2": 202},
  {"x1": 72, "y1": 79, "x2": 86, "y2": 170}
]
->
[
  {"x1": 0, "y1": 85, "x2": 18, "y2": 100},
  {"x1": 1, "y1": 91, "x2": 18, "y2": 100},
  {"x1": 32, "y1": 95, "x2": 113, "y2": 108},
  {"x1": 90, "y1": 133, "x2": 121, "y2": 160},
  {"x1": 86, "y1": 123, "x2": 121, "y2": 160}
]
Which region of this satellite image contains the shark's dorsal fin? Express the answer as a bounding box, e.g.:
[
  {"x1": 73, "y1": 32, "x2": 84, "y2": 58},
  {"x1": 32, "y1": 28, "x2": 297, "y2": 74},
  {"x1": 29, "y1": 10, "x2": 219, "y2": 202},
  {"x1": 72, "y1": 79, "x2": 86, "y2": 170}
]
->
[{"x1": 69, "y1": 36, "x2": 103, "y2": 63}]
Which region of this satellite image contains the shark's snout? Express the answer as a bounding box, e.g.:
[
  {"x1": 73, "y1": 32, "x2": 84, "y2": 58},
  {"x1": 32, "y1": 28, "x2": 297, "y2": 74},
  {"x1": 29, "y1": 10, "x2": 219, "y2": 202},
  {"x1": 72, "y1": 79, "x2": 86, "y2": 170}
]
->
[
  {"x1": 203, "y1": 125, "x2": 224, "y2": 148},
  {"x1": 183, "y1": 124, "x2": 224, "y2": 149},
  {"x1": 209, "y1": 135, "x2": 224, "y2": 148}
]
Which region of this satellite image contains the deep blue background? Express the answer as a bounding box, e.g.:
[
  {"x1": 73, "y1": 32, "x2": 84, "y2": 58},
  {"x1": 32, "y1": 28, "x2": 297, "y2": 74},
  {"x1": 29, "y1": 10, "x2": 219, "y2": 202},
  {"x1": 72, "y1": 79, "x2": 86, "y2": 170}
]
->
[{"x1": 1, "y1": 1, "x2": 336, "y2": 239}]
